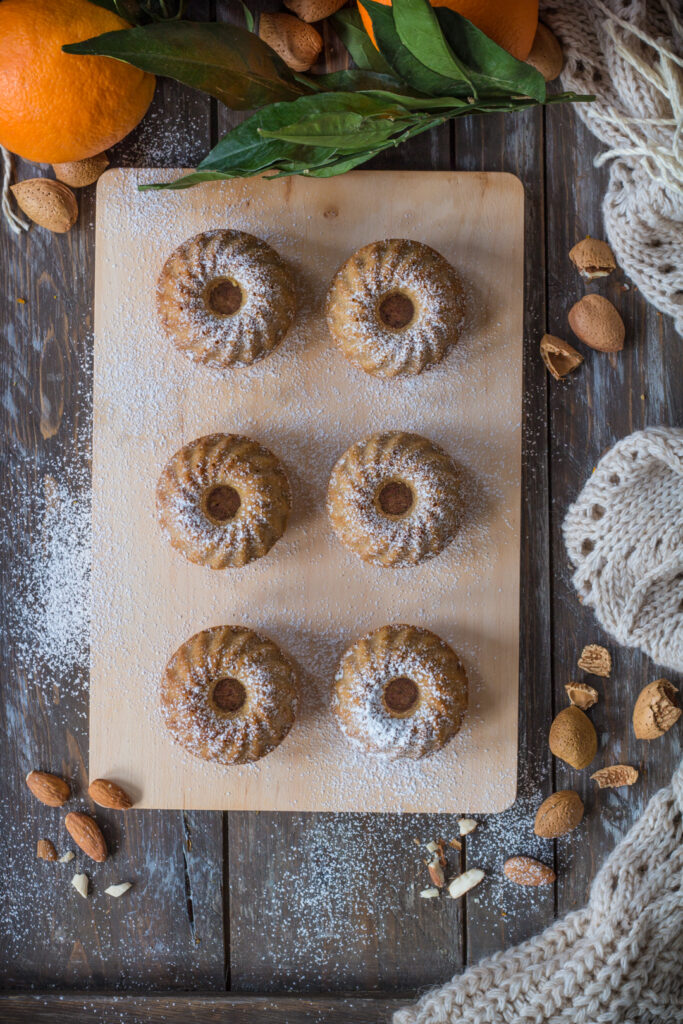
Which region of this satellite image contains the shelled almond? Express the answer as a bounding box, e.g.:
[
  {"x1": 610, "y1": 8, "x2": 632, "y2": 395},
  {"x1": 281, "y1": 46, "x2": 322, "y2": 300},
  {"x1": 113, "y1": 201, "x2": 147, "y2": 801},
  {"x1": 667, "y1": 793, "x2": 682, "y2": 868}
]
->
[{"x1": 25, "y1": 770, "x2": 70, "y2": 807}]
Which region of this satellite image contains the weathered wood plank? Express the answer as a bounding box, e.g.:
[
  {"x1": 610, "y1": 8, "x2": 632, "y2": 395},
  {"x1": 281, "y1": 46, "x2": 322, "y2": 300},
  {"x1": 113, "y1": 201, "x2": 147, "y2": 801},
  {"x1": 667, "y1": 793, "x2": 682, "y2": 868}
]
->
[
  {"x1": 2, "y1": 993, "x2": 407, "y2": 1023},
  {"x1": 544, "y1": 104, "x2": 683, "y2": 922}
]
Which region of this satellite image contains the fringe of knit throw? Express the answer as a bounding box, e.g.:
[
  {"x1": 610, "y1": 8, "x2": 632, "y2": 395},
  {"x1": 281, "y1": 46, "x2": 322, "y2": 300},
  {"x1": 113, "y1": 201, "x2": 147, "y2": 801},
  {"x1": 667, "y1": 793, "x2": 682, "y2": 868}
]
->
[
  {"x1": 393, "y1": 758, "x2": 683, "y2": 1024},
  {"x1": 540, "y1": 0, "x2": 683, "y2": 335}
]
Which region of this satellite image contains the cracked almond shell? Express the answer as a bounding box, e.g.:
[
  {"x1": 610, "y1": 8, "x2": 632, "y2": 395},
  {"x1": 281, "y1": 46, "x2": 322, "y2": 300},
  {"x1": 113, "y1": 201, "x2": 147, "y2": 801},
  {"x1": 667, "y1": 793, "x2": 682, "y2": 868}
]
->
[
  {"x1": 525, "y1": 23, "x2": 564, "y2": 82},
  {"x1": 569, "y1": 237, "x2": 616, "y2": 280},
  {"x1": 540, "y1": 334, "x2": 583, "y2": 380},
  {"x1": 534, "y1": 790, "x2": 584, "y2": 838},
  {"x1": 591, "y1": 765, "x2": 638, "y2": 788},
  {"x1": 565, "y1": 681, "x2": 599, "y2": 710},
  {"x1": 568, "y1": 294, "x2": 625, "y2": 352},
  {"x1": 259, "y1": 13, "x2": 322, "y2": 71},
  {"x1": 633, "y1": 679, "x2": 680, "y2": 739},
  {"x1": 549, "y1": 705, "x2": 597, "y2": 769}
]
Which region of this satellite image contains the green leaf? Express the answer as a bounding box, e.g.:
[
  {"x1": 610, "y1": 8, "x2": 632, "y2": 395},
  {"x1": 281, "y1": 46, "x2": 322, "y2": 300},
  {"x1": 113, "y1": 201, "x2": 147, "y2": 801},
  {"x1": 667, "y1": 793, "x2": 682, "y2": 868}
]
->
[
  {"x1": 360, "y1": 0, "x2": 463, "y2": 96},
  {"x1": 311, "y1": 69, "x2": 405, "y2": 92},
  {"x1": 87, "y1": 0, "x2": 186, "y2": 21},
  {"x1": 435, "y1": 8, "x2": 545, "y2": 102},
  {"x1": 64, "y1": 21, "x2": 302, "y2": 109},
  {"x1": 330, "y1": 9, "x2": 394, "y2": 75},
  {"x1": 391, "y1": 0, "x2": 473, "y2": 89},
  {"x1": 260, "y1": 109, "x2": 412, "y2": 151}
]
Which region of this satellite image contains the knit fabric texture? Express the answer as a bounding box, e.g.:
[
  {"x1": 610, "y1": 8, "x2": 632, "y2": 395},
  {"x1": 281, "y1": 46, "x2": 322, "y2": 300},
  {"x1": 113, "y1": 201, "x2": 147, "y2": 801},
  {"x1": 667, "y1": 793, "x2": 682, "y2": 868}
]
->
[
  {"x1": 394, "y1": 758, "x2": 683, "y2": 1024},
  {"x1": 563, "y1": 427, "x2": 683, "y2": 673},
  {"x1": 540, "y1": 0, "x2": 683, "y2": 335}
]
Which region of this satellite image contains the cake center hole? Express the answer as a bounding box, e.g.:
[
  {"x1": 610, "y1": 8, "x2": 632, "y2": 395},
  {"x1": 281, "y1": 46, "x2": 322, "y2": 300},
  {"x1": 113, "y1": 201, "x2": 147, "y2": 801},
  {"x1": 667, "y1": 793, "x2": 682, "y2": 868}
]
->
[
  {"x1": 212, "y1": 677, "x2": 247, "y2": 714},
  {"x1": 378, "y1": 480, "x2": 413, "y2": 517},
  {"x1": 379, "y1": 292, "x2": 415, "y2": 330},
  {"x1": 206, "y1": 278, "x2": 243, "y2": 316},
  {"x1": 384, "y1": 676, "x2": 419, "y2": 715},
  {"x1": 204, "y1": 484, "x2": 241, "y2": 524}
]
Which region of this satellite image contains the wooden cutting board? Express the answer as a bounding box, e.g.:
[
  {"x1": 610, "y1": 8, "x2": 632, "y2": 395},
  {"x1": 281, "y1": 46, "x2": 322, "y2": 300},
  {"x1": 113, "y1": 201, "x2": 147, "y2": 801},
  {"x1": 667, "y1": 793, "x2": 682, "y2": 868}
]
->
[{"x1": 91, "y1": 168, "x2": 523, "y2": 812}]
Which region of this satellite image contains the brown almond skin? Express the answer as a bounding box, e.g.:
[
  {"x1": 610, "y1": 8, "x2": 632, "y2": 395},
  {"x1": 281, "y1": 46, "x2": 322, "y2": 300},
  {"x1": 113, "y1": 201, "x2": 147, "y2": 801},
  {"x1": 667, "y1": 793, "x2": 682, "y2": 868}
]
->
[
  {"x1": 525, "y1": 23, "x2": 564, "y2": 82},
  {"x1": 633, "y1": 679, "x2": 680, "y2": 739},
  {"x1": 504, "y1": 856, "x2": 556, "y2": 886},
  {"x1": 284, "y1": 0, "x2": 346, "y2": 22},
  {"x1": 549, "y1": 706, "x2": 598, "y2": 769},
  {"x1": 25, "y1": 770, "x2": 70, "y2": 807},
  {"x1": 88, "y1": 778, "x2": 133, "y2": 810},
  {"x1": 37, "y1": 839, "x2": 58, "y2": 861},
  {"x1": 534, "y1": 790, "x2": 584, "y2": 838},
  {"x1": 64, "y1": 812, "x2": 108, "y2": 862},
  {"x1": 568, "y1": 294, "x2": 625, "y2": 352}
]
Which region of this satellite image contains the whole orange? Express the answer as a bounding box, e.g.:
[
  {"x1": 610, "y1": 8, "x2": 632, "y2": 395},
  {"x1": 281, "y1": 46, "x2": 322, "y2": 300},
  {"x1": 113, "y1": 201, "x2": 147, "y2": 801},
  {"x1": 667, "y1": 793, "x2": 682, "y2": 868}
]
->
[
  {"x1": 359, "y1": 0, "x2": 538, "y2": 61},
  {"x1": 0, "y1": 0, "x2": 155, "y2": 164}
]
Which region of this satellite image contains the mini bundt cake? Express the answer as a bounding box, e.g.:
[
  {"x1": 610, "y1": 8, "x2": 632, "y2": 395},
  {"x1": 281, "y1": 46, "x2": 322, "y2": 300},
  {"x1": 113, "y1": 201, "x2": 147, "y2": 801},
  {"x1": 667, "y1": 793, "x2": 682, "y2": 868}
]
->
[
  {"x1": 327, "y1": 431, "x2": 461, "y2": 567},
  {"x1": 156, "y1": 229, "x2": 296, "y2": 369},
  {"x1": 334, "y1": 624, "x2": 468, "y2": 760},
  {"x1": 156, "y1": 433, "x2": 291, "y2": 569},
  {"x1": 325, "y1": 238, "x2": 464, "y2": 377},
  {"x1": 161, "y1": 625, "x2": 298, "y2": 765}
]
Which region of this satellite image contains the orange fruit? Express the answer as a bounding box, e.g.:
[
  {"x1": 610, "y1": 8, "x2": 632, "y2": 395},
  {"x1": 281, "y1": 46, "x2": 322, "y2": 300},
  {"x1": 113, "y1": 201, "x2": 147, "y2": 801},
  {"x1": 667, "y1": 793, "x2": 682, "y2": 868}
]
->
[
  {"x1": 0, "y1": 0, "x2": 155, "y2": 164},
  {"x1": 359, "y1": 0, "x2": 538, "y2": 61}
]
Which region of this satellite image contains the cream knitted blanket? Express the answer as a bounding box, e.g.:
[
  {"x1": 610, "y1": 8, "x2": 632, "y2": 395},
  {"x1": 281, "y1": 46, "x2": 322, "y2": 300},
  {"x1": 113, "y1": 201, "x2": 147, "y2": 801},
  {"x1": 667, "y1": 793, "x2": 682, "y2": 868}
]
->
[
  {"x1": 394, "y1": 758, "x2": 683, "y2": 1024},
  {"x1": 540, "y1": 0, "x2": 683, "y2": 334}
]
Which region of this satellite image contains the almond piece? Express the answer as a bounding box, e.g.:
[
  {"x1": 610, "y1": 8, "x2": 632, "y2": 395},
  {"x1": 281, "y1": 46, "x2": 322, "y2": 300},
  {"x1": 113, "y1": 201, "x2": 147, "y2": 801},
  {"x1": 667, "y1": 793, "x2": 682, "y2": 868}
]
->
[
  {"x1": 10, "y1": 178, "x2": 78, "y2": 233},
  {"x1": 284, "y1": 0, "x2": 346, "y2": 22},
  {"x1": 540, "y1": 334, "x2": 583, "y2": 380},
  {"x1": 71, "y1": 873, "x2": 89, "y2": 899},
  {"x1": 549, "y1": 706, "x2": 597, "y2": 769},
  {"x1": 427, "y1": 857, "x2": 445, "y2": 888},
  {"x1": 568, "y1": 294, "x2": 625, "y2": 352},
  {"x1": 503, "y1": 856, "x2": 556, "y2": 886},
  {"x1": 633, "y1": 679, "x2": 680, "y2": 740},
  {"x1": 569, "y1": 237, "x2": 617, "y2": 280},
  {"x1": 105, "y1": 882, "x2": 132, "y2": 898},
  {"x1": 565, "y1": 681, "x2": 599, "y2": 710},
  {"x1": 419, "y1": 887, "x2": 440, "y2": 898},
  {"x1": 591, "y1": 765, "x2": 639, "y2": 788},
  {"x1": 25, "y1": 770, "x2": 70, "y2": 807},
  {"x1": 457, "y1": 818, "x2": 477, "y2": 836},
  {"x1": 578, "y1": 644, "x2": 611, "y2": 677},
  {"x1": 52, "y1": 153, "x2": 109, "y2": 188},
  {"x1": 88, "y1": 778, "x2": 133, "y2": 810},
  {"x1": 59, "y1": 851, "x2": 75, "y2": 864},
  {"x1": 64, "y1": 812, "x2": 108, "y2": 862},
  {"x1": 447, "y1": 868, "x2": 484, "y2": 899},
  {"x1": 259, "y1": 13, "x2": 322, "y2": 72},
  {"x1": 525, "y1": 23, "x2": 564, "y2": 82},
  {"x1": 37, "y1": 839, "x2": 58, "y2": 862},
  {"x1": 534, "y1": 790, "x2": 584, "y2": 838}
]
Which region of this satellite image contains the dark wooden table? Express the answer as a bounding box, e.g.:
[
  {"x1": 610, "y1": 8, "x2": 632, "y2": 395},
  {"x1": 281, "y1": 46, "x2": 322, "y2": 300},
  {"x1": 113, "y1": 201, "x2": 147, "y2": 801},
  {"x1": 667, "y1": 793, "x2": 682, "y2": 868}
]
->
[{"x1": 1, "y1": 5, "x2": 681, "y2": 1021}]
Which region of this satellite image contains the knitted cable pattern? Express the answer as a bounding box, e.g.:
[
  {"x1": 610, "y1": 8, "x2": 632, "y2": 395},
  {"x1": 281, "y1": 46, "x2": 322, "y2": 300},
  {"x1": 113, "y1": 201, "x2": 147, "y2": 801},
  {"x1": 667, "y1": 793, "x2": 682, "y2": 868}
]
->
[
  {"x1": 563, "y1": 427, "x2": 683, "y2": 673},
  {"x1": 394, "y1": 758, "x2": 683, "y2": 1024},
  {"x1": 540, "y1": 0, "x2": 683, "y2": 335}
]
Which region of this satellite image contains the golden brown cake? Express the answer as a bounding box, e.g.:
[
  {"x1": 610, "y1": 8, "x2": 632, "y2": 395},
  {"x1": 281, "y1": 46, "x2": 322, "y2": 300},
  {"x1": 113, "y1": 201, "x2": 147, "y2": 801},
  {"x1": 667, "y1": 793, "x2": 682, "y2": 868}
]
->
[
  {"x1": 325, "y1": 238, "x2": 464, "y2": 377},
  {"x1": 156, "y1": 433, "x2": 291, "y2": 569},
  {"x1": 334, "y1": 624, "x2": 468, "y2": 760},
  {"x1": 156, "y1": 229, "x2": 296, "y2": 369},
  {"x1": 161, "y1": 625, "x2": 298, "y2": 765},
  {"x1": 326, "y1": 431, "x2": 461, "y2": 567}
]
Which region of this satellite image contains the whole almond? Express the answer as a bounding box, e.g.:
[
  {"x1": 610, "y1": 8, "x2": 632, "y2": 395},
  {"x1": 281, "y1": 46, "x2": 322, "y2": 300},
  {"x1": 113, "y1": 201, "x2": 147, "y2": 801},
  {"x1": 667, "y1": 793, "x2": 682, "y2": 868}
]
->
[
  {"x1": 10, "y1": 178, "x2": 78, "y2": 233},
  {"x1": 88, "y1": 778, "x2": 133, "y2": 810},
  {"x1": 633, "y1": 679, "x2": 680, "y2": 740},
  {"x1": 565, "y1": 681, "x2": 599, "y2": 710},
  {"x1": 25, "y1": 770, "x2": 70, "y2": 807},
  {"x1": 52, "y1": 153, "x2": 109, "y2": 188},
  {"x1": 37, "y1": 839, "x2": 58, "y2": 861},
  {"x1": 525, "y1": 23, "x2": 564, "y2": 82},
  {"x1": 503, "y1": 856, "x2": 556, "y2": 886},
  {"x1": 259, "y1": 13, "x2": 322, "y2": 71},
  {"x1": 591, "y1": 765, "x2": 639, "y2": 788},
  {"x1": 569, "y1": 237, "x2": 616, "y2": 280},
  {"x1": 64, "y1": 812, "x2": 108, "y2": 862},
  {"x1": 549, "y1": 706, "x2": 597, "y2": 769},
  {"x1": 284, "y1": 0, "x2": 346, "y2": 21},
  {"x1": 568, "y1": 294, "x2": 625, "y2": 352},
  {"x1": 540, "y1": 334, "x2": 583, "y2": 380},
  {"x1": 534, "y1": 790, "x2": 584, "y2": 838}
]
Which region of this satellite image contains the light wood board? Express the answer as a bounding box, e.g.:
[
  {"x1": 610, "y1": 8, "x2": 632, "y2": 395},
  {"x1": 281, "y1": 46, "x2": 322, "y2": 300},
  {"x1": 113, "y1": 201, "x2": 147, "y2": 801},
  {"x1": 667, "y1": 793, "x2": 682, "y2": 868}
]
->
[{"x1": 91, "y1": 168, "x2": 523, "y2": 812}]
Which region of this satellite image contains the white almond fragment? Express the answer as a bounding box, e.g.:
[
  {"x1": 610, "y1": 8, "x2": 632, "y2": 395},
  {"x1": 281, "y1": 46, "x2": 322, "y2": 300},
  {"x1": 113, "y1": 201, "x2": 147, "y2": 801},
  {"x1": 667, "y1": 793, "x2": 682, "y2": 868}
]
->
[
  {"x1": 105, "y1": 882, "x2": 132, "y2": 898},
  {"x1": 419, "y1": 887, "x2": 440, "y2": 898},
  {"x1": 71, "y1": 873, "x2": 89, "y2": 898},
  {"x1": 425, "y1": 840, "x2": 439, "y2": 853},
  {"x1": 59, "y1": 851, "x2": 75, "y2": 863},
  {"x1": 447, "y1": 868, "x2": 485, "y2": 899},
  {"x1": 427, "y1": 857, "x2": 445, "y2": 888},
  {"x1": 458, "y1": 818, "x2": 477, "y2": 836}
]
